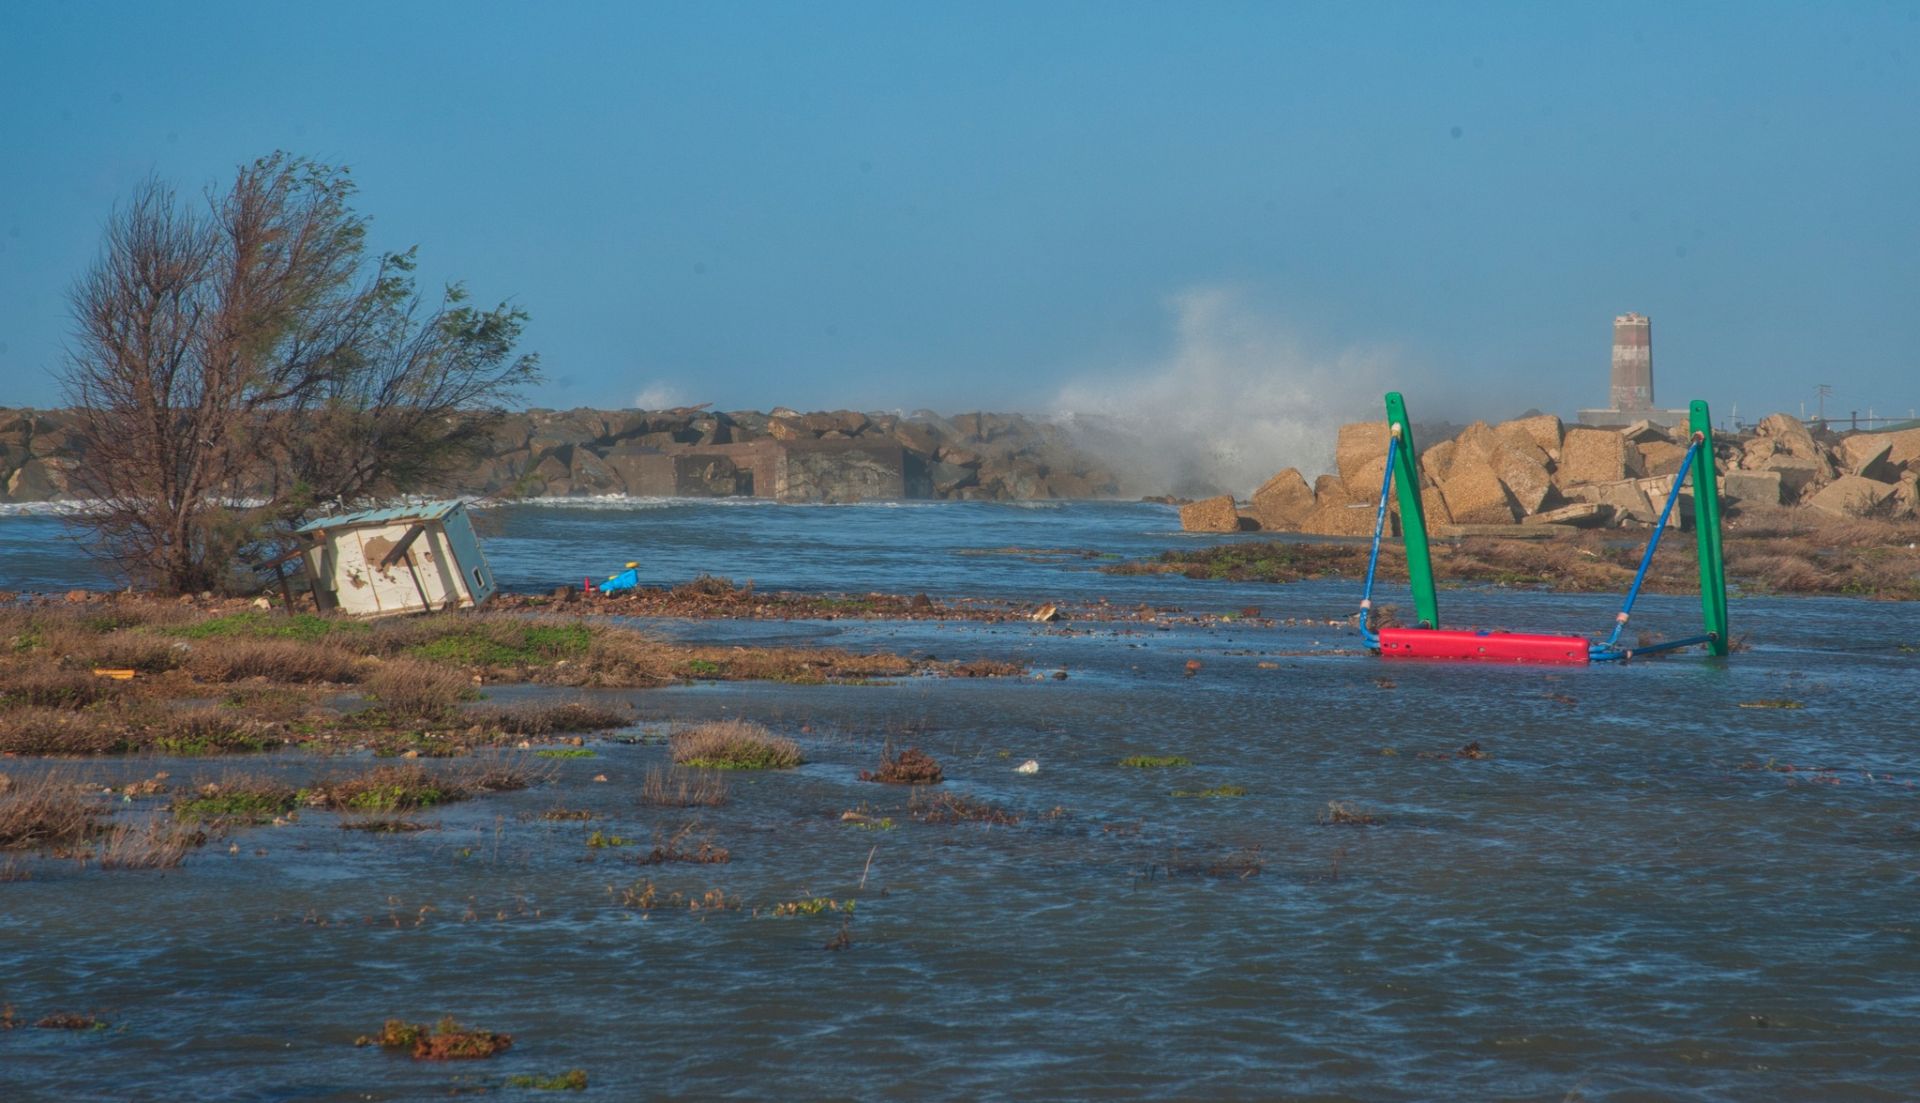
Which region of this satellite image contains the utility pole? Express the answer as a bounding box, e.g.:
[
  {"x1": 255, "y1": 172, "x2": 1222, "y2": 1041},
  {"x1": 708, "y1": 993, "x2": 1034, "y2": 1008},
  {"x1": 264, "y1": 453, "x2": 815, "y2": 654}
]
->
[{"x1": 1816, "y1": 384, "x2": 1832, "y2": 422}]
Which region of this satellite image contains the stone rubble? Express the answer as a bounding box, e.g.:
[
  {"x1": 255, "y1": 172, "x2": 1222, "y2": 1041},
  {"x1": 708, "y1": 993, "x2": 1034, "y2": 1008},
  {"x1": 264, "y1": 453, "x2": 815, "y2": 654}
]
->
[{"x1": 1191, "y1": 413, "x2": 1920, "y2": 535}]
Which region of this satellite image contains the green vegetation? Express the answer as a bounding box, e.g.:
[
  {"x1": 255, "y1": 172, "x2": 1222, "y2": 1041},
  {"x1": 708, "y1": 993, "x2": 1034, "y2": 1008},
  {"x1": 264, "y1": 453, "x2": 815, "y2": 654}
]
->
[
  {"x1": 1171, "y1": 785, "x2": 1248, "y2": 798},
  {"x1": 670, "y1": 720, "x2": 803, "y2": 770},
  {"x1": 1119, "y1": 754, "x2": 1191, "y2": 768},
  {"x1": 507, "y1": 1070, "x2": 588, "y2": 1091},
  {"x1": 682, "y1": 659, "x2": 723, "y2": 677},
  {"x1": 1738, "y1": 699, "x2": 1805, "y2": 710},
  {"x1": 408, "y1": 623, "x2": 591, "y2": 667},
  {"x1": 172, "y1": 779, "x2": 299, "y2": 821},
  {"x1": 586, "y1": 830, "x2": 635, "y2": 848},
  {"x1": 766, "y1": 897, "x2": 855, "y2": 917},
  {"x1": 533, "y1": 748, "x2": 596, "y2": 759},
  {"x1": 171, "y1": 612, "x2": 364, "y2": 643}
]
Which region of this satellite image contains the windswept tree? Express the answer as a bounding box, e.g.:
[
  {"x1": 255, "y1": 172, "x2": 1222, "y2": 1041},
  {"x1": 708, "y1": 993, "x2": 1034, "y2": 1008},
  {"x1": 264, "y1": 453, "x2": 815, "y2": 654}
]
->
[{"x1": 62, "y1": 153, "x2": 538, "y2": 593}]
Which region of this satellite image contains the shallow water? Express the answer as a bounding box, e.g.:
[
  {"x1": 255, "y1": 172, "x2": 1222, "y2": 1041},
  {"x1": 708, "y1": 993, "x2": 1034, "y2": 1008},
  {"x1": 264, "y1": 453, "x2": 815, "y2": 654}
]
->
[{"x1": 2, "y1": 502, "x2": 1917, "y2": 1101}]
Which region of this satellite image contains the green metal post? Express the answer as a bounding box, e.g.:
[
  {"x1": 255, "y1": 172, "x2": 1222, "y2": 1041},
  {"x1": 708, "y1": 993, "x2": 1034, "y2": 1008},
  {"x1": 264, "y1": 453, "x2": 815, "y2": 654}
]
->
[
  {"x1": 1688, "y1": 400, "x2": 1729, "y2": 656},
  {"x1": 1384, "y1": 392, "x2": 1439, "y2": 629}
]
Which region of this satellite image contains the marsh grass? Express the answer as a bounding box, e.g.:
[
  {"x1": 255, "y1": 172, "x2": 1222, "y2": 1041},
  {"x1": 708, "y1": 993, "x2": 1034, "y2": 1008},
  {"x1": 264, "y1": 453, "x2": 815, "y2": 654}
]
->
[
  {"x1": 640, "y1": 767, "x2": 729, "y2": 808},
  {"x1": 361, "y1": 659, "x2": 473, "y2": 723},
  {"x1": 911, "y1": 789, "x2": 1019, "y2": 826},
  {"x1": 636, "y1": 822, "x2": 730, "y2": 866},
  {"x1": 466, "y1": 699, "x2": 629, "y2": 737},
  {"x1": 184, "y1": 638, "x2": 365, "y2": 684},
  {"x1": 670, "y1": 720, "x2": 802, "y2": 770},
  {"x1": 506, "y1": 1070, "x2": 588, "y2": 1091},
  {"x1": 171, "y1": 776, "x2": 299, "y2": 821},
  {"x1": 0, "y1": 666, "x2": 109, "y2": 709},
  {"x1": 95, "y1": 819, "x2": 203, "y2": 869},
  {"x1": 1170, "y1": 785, "x2": 1248, "y2": 799},
  {"x1": 1119, "y1": 754, "x2": 1192, "y2": 768},
  {"x1": 0, "y1": 772, "x2": 100, "y2": 849}
]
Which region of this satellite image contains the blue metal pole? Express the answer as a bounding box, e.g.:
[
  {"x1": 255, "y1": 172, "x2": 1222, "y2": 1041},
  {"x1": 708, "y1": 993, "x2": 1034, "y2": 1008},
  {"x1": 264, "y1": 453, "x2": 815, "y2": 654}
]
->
[
  {"x1": 1601, "y1": 441, "x2": 1699, "y2": 650},
  {"x1": 1358, "y1": 435, "x2": 1399, "y2": 646}
]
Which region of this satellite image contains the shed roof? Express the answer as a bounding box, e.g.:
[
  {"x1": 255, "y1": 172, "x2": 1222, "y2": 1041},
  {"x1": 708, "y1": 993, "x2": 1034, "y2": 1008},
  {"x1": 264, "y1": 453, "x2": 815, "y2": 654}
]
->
[{"x1": 296, "y1": 500, "x2": 465, "y2": 533}]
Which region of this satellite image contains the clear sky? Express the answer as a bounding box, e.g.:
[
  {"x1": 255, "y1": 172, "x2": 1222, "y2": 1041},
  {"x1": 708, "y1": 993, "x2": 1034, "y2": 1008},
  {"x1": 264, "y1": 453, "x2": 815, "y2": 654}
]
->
[{"x1": 2, "y1": 1, "x2": 1917, "y2": 431}]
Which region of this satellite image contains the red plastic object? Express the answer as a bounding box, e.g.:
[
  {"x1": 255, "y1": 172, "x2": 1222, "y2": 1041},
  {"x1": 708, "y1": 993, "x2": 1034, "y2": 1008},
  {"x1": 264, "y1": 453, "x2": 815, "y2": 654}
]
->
[{"x1": 1377, "y1": 627, "x2": 1591, "y2": 664}]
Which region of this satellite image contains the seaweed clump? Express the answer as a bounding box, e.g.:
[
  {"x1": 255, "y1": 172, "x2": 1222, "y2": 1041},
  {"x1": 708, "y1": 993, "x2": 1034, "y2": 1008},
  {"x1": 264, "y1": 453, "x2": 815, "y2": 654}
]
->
[{"x1": 357, "y1": 1016, "x2": 512, "y2": 1060}]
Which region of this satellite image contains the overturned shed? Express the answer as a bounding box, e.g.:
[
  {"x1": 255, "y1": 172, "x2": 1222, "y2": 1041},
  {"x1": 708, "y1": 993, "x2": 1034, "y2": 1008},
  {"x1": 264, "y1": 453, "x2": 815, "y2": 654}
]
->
[{"x1": 291, "y1": 501, "x2": 497, "y2": 617}]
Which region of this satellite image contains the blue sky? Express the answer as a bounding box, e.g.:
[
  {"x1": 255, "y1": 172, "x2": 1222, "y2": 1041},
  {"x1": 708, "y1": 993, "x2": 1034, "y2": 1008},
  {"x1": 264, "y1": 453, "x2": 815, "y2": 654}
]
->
[{"x1": 2, "y1": 1, "x2": 1917, "y2": 430}]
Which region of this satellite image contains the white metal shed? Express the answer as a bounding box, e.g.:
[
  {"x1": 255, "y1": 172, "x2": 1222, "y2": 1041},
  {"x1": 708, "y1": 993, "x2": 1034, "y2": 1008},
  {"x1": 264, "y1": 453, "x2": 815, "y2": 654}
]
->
[{"x1": 293, "y1": 500, "x2": 497, "y2": 617}]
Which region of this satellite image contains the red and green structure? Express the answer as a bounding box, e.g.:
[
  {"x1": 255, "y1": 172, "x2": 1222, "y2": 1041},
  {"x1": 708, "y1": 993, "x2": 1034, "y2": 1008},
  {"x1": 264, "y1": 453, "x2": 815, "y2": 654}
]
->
[{"x1": 1358, "y1": 392, "x2": 1730, "y2": 664}]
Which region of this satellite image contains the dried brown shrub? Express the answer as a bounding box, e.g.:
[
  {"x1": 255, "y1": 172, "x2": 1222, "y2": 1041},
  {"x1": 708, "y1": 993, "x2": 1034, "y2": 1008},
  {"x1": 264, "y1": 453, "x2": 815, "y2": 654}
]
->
[
  {"x1": 640, "y1": 767, "x2": 729, "y2": 808},
  {"x1": 186, "y1": 638, "x2": 365, "y2": 684},
  {"x1": 466, "y1": 699, "x2": 629, "y2": 736},
  {"x1": 911, "y1": 789, "x2": 1019, "y2": 826},
  {"x1": 859, "y1": 743, "x2": 943, "y2": 785},
  {"x1": 96, "y1": 819, "x2": 202, "y2": 869},
  {"x1": 151, "y1": 707, "x2": 276, "y2": 753},
  {"x1": 357, "y1": 1016, "x2": 513, "y2": 1060},
  {"x1": 0, "y1": 772, "x2": 101, "y2": 849},
  {"x1": 0, "y1": 665, "x2": 110, "y2": 709},
  {"x1": 1319, "y1": 801, "x2": 1382, "y2": 826},
  {"x1": 945, "y1": 659, "x2": 1025, "y2": 678},
  {"x1": 669, "y1": 720, "x2": 802, "y2": 770},
  {"x1": 364, "y1": 659, "x2": 471, "y2": 722},
  {"x1": 0, "y1": 706, "x2": 133, "y2": 755},
  {"x1": 635, "y1": 823, "x2": 730, "y2": 866}
]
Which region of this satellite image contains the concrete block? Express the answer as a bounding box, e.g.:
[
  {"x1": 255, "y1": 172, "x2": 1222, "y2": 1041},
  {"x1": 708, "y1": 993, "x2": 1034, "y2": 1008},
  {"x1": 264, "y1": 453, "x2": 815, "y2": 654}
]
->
[
  {"x1": 1559, "y1": 428, "x2": 1629, "y2": 486},
  {"x1": 1805, "y1": 474, "x2": 1897, "y2": 518},
  {"x1": 1249, "y1": 468, "x2": 1315, "y2": 530},
  {"x1": 1180, "y1": 495, "x2": 1247, "y2": 533}
]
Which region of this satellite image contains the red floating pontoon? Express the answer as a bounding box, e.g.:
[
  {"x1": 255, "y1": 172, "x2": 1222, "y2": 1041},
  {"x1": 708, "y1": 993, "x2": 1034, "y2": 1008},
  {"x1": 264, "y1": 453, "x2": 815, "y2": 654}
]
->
[{"x1": 1376, "y1": 627, "x2": 1591, "y2": 665}]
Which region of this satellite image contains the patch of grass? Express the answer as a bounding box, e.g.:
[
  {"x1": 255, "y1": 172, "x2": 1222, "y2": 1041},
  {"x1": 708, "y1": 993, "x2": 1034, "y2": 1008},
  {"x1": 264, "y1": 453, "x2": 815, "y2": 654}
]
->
[
  {"x1": 172, "y1": 611, "x2": 363, "y2": 642},
  {"x1": 533, "y1": 748, "x2": 596, "y2": 759},
  {"x1": 319, "y1": 764, "x2": 463, "y2": 813},
  {"x1": 640, "y1": 767, "x2": 728, "y2": 808},
  {"x1": 0, "y1": 706, "x2": 134, "y2": 755},
  {"x1": 670, "y1": 720, "x2": 802, "y2": 770},
  {"x1": 1119, "y1": 754, "x2": 1191, "y2": 768},
  {"x1": 339, "y1": 817, "x2": 434, "y2": 833},
  {"x1": 1171, "y1": 785, "x2": 1248, "y2": 799},
  {"x1": 151, "y1": 708, "x2": 275, "y2": 755},
  {"x1": 171, "y1": 776, "x2": 299, "y2": 821},
  {"x1": 586, "y1": 829, "x2": 635, "y2": 848},
  {"x1": 1738, "y1": 699, "x2": 1805, "y2": 710},
  {"x1": 538, "y1": 807, "x2": 595, "y2": 821},
  {"x1": 406, "y1": 621, "x2": 592, "y2": 668},
  {"x1": 682, "y1": 659, "x2": 723, "y2": 678},
  {"x1": 506, "y1": 1070, "x2": 588, "y2": 1091}
]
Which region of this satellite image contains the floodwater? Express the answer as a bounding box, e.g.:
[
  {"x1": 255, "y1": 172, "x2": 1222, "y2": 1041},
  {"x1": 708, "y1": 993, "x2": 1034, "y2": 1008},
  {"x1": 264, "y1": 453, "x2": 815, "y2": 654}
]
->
[{"x1": 2, "y1": 501, "x2": 1917, "y2": 1101}]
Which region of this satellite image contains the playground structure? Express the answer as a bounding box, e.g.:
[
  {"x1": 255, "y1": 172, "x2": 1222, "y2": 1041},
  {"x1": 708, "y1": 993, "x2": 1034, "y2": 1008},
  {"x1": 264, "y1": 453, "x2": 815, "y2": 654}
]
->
[{"x1": 1358, "y1": 393, "x2": 1729, "y2": 664}]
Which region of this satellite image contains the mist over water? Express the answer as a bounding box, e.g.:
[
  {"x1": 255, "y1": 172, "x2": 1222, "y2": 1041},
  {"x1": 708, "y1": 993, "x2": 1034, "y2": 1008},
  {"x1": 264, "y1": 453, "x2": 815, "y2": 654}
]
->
[{"x1": 1050, "y1": 287, "x2": 1416, "y2": 499}]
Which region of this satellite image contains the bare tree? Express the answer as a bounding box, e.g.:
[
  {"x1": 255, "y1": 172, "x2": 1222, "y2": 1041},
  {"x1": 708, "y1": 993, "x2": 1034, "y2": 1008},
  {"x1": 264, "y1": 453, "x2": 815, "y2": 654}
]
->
[{"x1": 63, "y1": 154, "x2": 537, "y2": 593}]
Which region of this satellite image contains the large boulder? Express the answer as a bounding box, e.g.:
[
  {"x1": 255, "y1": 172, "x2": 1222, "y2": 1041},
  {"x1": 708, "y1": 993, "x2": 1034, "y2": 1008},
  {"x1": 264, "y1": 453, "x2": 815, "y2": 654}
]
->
[
  {"x1": 1436, "y1": 449, "x2": 1520, "y2": 525},
  {"x1": 1453, "y1": 422, "x2": 1547, "y2": 516},
  {"x1": 1836, "y1": 435, "x2": 1899, "y2": 481},
  {"x1": 1722, "y1": 470, "x2": 1784, "y2": 507},
  {"x1": 1249, "y1": 468, "x2": 1316, "y2": 530},
  {"x1": 1334, "y1": 422, "x2": 1390, "y2": 499},
  {"x1": 1755, "y1": 412, "x2": 1822, "y2": 460},
  {"x1": 1756, "y1": 453, "x2": 1830, "y2": 502},
  {"x1": 1299, "y1": 498, "x2": 1377, "y2": 536},
  {"x1": 1637, "y1": 440, "x2": 1690, "y2": 477},
  {"x1": 1420, "y1": 438, "x2": 1457, "y2": 485},
  {"x1": 1559, "y1": 428, "x2": 1631, "y2": 486},
  {"x1": 1805, "y1": 474, "x2": 1897, "y2": 518},
  {"x1": 1497, "y1": 414, "x2": 1564, "y2": 460},
  {"x1": 1179, "y1": 495, "x2": 1246, "y2": 533}
]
